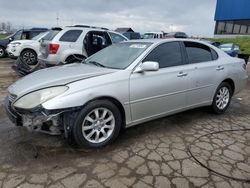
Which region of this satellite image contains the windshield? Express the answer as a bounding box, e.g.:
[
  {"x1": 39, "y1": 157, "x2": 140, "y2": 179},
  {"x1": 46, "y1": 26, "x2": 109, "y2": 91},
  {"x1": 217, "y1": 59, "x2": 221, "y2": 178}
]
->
[
  {"x1": 219, "y1": 43, "x2": 233, "y2": 50},
  {"x1": 42, "y1": 30, "x2": 61, "y2": 41},
  {"x1": 143, "y1": 33, "x2": 155, "y2": 39},
  {"x1": 32, "y1": 31, "x2": 48, "y2": 40},
  {"x1": 84, "y1": 42, "x2": 152, "y2": 69}
]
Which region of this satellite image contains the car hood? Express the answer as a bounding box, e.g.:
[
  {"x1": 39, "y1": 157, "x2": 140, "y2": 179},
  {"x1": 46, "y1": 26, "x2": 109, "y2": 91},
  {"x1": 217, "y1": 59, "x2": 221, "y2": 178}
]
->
[{"x1": 8, "y1": 63, "x2": 117, "y2": 97}]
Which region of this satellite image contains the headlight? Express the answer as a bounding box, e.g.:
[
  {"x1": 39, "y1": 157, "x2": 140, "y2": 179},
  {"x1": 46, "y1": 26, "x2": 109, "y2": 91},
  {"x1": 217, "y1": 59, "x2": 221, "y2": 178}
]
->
[
  {"x1": 11, "y1": 42, "x2": 21, "y2": 47},
  {"x1": 13, "y1": 86, "x2": 68, "y2": 109}
]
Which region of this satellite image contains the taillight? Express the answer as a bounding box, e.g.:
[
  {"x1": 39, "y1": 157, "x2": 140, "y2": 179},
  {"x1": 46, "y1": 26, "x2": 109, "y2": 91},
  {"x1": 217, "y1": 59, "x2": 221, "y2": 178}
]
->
[{"x1": 49, "y1": 43, "x2": 59, "y2": 54}]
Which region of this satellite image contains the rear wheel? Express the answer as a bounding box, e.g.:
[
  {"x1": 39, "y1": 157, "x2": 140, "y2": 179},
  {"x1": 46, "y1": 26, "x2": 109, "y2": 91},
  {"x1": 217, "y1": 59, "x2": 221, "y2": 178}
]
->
[
  {"x1": 72, "y1": 100, "x2": 122, "y2": 148},
  {"x1": 21, "y1": 49, "x2": 37, "y2": 65},
  {"x1": 0, "y1": 46, "x2": 6, "y2": 58},
  {"x1": 212, "y1": 82, "x2": 232, "y2": 114}
]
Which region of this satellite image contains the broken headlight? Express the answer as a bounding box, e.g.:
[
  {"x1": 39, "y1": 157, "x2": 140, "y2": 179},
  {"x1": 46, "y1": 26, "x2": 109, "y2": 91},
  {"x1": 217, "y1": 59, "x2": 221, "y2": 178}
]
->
[{"x1": 13, "y1": 86, "x2": 68, "y2": 109}]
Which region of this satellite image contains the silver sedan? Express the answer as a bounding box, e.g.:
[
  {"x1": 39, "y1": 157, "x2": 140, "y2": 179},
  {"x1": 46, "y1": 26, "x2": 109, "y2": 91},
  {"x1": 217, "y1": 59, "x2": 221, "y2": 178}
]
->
[{"x1": 5, "y1": 39, "x2": 248, "y2": 148}]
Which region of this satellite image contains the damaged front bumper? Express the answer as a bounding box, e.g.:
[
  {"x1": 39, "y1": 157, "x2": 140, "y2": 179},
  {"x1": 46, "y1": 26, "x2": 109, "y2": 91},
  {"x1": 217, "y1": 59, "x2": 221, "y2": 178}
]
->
[{"x1": 4, "y1": 96, "x2": 64, "y2": 135}]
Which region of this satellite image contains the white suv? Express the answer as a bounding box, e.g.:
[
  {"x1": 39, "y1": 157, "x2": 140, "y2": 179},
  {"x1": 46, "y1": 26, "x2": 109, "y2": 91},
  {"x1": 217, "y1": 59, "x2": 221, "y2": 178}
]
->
[{"x1": 39, "y1": 25, "x2": 128, "y2": 65}]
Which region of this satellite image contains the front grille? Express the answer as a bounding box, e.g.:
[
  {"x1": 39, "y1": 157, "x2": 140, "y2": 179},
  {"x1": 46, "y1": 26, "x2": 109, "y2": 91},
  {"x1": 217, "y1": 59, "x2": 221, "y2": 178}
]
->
[{"x1": 8, "y1": 93, "x2": 17, "y2": 103}]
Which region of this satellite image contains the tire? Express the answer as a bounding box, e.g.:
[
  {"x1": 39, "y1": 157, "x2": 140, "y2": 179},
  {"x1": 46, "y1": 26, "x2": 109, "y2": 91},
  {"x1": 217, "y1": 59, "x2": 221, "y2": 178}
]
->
[
  {"x1": 0, "y1": 46, "x2": 6, "y2": 58},
  {"x1": 72, "y1": 100, "x2": 122, "y2": 148},
  {"x1": 21, "y1": 49, "x2": 37, "y2": 65},
  {"x1": 212, "y1": 82, "x2": 232, "y2": 114}
]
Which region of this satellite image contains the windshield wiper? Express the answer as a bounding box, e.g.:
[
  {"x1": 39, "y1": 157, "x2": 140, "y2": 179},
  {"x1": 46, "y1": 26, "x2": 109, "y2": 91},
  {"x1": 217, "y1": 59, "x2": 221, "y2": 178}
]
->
[{"x1": 87, "y1": 61, "x2": 106, "y2": 68}]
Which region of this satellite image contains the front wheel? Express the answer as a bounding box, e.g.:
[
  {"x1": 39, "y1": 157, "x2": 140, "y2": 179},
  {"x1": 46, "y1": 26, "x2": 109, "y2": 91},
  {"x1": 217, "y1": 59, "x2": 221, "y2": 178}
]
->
[
  {"x1": 0, "y1": 46, "x2": 6, "y2": 58},
  {"x1": 212, "y1": 82, "x2": 232, "y2": 114},
  {"x1": 72, "y1": 100, "x2": 122, "y2": 148},
  {"x1": 21, "y1": 49, "x2": 37, "y2": 65}
]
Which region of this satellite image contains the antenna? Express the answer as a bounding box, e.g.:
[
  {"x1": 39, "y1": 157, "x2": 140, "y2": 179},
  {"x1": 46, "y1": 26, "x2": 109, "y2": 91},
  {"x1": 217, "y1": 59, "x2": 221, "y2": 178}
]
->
[{"x1": 56, "y1": 13, "x2": 59, "y2": 26}]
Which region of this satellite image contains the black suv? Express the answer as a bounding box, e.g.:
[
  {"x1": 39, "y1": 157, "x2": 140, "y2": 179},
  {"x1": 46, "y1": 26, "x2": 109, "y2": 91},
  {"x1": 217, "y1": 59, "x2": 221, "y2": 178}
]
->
[{"x1": 0, "y1": 28, "x2": 48, "y2": 58}]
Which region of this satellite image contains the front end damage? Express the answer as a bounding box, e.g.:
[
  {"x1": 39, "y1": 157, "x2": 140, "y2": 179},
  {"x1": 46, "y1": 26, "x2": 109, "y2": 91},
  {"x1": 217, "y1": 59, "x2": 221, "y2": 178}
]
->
[
  {"x1": 4, "y1": 95, "x2": 79, "y2": 136},
  {"x1": 21, "y1": 111, "x2": 62, "y2": 135}
]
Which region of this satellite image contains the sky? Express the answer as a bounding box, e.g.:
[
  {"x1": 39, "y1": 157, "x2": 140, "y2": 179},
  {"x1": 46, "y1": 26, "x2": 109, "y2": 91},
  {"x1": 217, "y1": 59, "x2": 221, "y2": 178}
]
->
[{"x1": 0, "y1": 0, "x2": 217, "y2": 37}]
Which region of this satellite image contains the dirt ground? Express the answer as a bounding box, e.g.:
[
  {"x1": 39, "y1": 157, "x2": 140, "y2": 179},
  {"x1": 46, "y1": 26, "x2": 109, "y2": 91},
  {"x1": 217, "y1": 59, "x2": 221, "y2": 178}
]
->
[{"x1": 0, "y1": 58, "x2": 249, "y2": 188}]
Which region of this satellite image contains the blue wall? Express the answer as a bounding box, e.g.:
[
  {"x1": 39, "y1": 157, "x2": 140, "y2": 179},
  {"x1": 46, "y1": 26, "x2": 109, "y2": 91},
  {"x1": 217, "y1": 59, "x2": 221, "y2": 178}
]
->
[{"x1": 215, "y1": 0, "x2": 250, "y2": 21}]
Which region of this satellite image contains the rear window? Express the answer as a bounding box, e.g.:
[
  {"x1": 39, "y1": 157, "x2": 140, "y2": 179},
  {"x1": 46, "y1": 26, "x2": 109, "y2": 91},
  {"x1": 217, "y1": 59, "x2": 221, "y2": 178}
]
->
[
  {"x1": 43, "y1": 30, "x2": 61, "y2": 41},
  {"x1": 184, "y1": 42, "x2": 214, "y2": 64},
  {"x1": 59, "y1": 30, "x2": 82, "y2": 42}
]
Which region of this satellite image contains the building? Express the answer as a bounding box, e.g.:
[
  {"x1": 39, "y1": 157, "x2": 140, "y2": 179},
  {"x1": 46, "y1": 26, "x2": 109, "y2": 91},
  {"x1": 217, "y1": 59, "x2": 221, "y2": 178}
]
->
[
  {"x1": 214, "y1": 0, "x2": 250, "y2": 38},
  {"x1": 115, "y1": 27, "x2": 141, "y2": 39}
]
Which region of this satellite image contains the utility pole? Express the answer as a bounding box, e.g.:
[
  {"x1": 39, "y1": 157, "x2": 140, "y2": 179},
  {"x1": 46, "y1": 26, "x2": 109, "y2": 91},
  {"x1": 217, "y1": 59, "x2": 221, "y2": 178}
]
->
[{"x1": 56, "y1": 13, "x2": 59, "y2": 26}]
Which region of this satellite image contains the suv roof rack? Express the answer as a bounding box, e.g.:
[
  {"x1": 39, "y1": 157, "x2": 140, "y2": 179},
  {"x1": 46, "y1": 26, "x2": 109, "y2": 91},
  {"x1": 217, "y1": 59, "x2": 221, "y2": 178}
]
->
[
  {"x1": 30, "y1": 28, "x2": 48, "y2": 31},
  {"x1": 68, "y1": 25, "x2": 109, "y2": 30}
]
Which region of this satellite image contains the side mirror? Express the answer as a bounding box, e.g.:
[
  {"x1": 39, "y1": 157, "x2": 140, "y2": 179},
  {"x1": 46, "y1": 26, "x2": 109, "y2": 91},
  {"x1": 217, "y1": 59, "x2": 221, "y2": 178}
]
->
[{"x1": 134, "y1": 61, "x2": 159, "y2": 73}]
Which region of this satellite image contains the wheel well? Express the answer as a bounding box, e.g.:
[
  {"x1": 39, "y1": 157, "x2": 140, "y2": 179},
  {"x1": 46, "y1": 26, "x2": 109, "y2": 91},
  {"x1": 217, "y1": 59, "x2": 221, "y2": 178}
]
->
[
  {"x1": 222, "y1": 79, "x2": 235, "y2": 94},
  {"x1": 87, "y1": 96, "x2": 126, "y2": 128},
  {"x1": 21, "y1": 48, "x2": 37, "y2": 56}
]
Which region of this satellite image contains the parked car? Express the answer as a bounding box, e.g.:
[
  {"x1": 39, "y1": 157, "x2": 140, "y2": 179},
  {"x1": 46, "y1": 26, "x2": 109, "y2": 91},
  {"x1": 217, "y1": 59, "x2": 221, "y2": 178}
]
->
[
  {"x1": 218, "y1": 43, "x2": 240, "y2": 57},
  {"x1": 39, "y1": 25, "x2": 128, "y2": 66},
  {"x1": 164, "y1": 32, "x2": 188, "y2": 38},
  {"x1": 5, "y1": 39, "x2": 247, "y2": 148},
  {"x1": 7, "y1": 28, "x2": 62, "y2": 65},
  {"x1": 143, "y1": 32, "x2": 164, "y2": 39},
  {"x1": 0, "y1": 28, "x2": 48, "y2": 58},
  {"x1": 122, "y1": 32, "x2": 141, "y2": 40},
  {"x1": 200, "y1": 39, "x2": 221, "y2": 48}
]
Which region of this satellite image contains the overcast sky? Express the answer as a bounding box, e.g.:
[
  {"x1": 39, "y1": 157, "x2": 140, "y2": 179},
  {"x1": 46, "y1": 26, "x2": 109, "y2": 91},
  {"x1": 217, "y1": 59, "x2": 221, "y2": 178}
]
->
[{"x1": 0, "y1": 0, "x2": 217, "y2": 37}]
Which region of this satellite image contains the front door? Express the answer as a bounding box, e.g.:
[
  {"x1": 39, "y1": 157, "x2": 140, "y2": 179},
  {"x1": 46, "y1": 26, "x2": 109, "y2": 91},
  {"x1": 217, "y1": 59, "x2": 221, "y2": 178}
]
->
[
  {"x1": 129, "y1": 42, "x2": 189, "y2": 122},
  {"x1": 83, "y1": 31, "x2": 112, "y2": 56}
]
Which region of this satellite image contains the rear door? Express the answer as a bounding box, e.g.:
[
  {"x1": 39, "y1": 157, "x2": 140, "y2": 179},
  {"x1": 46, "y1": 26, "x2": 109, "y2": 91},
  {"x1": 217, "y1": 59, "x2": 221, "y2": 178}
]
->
[
  {"x1": 182, "y1": 41, "x2": 225, "y2": 106},
  {"x1": 83, "y1": 31, "x2": 112, "y2": 56},
  {"x1": 129, "y1": 42, "x2": 189, "y2": 122}
]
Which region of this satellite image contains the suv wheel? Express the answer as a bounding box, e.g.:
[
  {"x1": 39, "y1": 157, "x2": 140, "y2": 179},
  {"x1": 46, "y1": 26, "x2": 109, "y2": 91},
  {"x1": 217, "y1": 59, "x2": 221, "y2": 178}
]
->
[
  {"x1": 72, "y1": 100, "x2": 122, "y2": 148},
  {"x1": 0, "y1": 46, "x2": 6, "y2": 58},
  {"x1": 21, "y1": 49, "x2": 37, "y2": 65},
  {"x1": 212, "y1": 82, "x2": 232, "y2": 114}
]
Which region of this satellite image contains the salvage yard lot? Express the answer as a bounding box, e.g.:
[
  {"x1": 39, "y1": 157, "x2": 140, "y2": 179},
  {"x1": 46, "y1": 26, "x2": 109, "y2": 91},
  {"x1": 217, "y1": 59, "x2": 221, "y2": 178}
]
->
[{"x1": 0, "y1": 58, "x2": 249, "y2": 188}]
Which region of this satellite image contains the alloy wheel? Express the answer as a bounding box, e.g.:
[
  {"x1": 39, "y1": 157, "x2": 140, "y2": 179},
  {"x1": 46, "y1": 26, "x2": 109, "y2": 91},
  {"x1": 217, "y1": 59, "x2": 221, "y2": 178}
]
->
[
  {"x1": 82, "y1": 108, "x2": 115, "y2": 144},
  {"x1": 216, "y1": 86, "x2": 230, "y2": 110},
  {"x1": 22, "y1": 51, "x2": 36, "y2": 64}
]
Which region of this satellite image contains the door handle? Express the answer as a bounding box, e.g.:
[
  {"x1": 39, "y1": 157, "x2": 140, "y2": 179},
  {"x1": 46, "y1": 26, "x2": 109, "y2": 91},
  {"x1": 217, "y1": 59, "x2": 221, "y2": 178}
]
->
[
  {"x1": 177, "y1": 71, "x2": 188, "y2": 77},
  {"x1": 216, "y1": 66, "x2": 224, "y2": 71}
]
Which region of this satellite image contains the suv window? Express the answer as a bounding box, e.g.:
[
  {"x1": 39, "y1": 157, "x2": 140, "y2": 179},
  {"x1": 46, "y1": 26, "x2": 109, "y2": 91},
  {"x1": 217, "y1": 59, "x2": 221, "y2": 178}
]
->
[
  {"x1": 143, "y1": 42, "x2": 183, "y2": 68},
  {"x1": 184, "y1": 42, "x2": 214, "y2": 63},
  {"x1": 43, "y1": 30, "x2": 61, "y2": 41},
  {"x1": 59, "y1": 30, "x2": 82, "y2": 42},
  {"x1": 108, "y1": 32, "x2": 127, "y2": 44},
  {"x1": 13, "y1": 30, "x2": 23, "y2": 40}
]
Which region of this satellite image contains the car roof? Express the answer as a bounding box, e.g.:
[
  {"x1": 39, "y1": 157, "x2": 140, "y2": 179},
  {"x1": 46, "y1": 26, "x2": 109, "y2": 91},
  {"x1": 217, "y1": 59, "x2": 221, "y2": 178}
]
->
[{"x1": 124, "y1": 38, "x2": 208, "y2": 44}]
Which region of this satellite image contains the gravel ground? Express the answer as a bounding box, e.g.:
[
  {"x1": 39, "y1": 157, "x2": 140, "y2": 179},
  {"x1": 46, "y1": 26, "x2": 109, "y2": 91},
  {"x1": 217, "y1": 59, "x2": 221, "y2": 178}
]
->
[{"x1": 0, "y1": 58, "x2": 249, "y2": 188}]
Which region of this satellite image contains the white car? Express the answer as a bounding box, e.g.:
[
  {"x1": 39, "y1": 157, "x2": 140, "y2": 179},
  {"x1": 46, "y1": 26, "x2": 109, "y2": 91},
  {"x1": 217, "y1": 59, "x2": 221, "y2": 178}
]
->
[
  {"x1": 143, "y1": 32, "x2": 164, "y2": 39},
  {"x1": 6, "y1": 32, "x2": 50, "y2": 65},
  {"x1": 39, "y1": 25, "x2": 128, "y2": 66}
]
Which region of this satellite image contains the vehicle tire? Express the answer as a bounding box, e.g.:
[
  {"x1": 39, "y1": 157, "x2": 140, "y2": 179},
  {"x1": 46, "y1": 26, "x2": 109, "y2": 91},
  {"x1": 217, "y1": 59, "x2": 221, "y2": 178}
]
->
[
  {"x1": 72, "y1": 100, "x2": 122, "y2": 148},
  {"x1": 0, "y1": 46, "x2": 6, "y2": 58},
  {"x1": 21, "y1": 49, "x2": 37, "y2": 65},
  {"x1": 212, "y1": 82, "x2": 232, "y2": 114}
]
